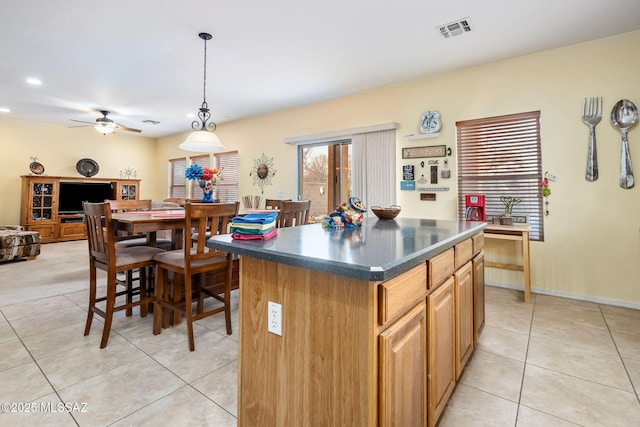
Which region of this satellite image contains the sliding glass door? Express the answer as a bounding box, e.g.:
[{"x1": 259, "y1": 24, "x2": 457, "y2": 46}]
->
[{"x1": 299, "y1": 141, "x2": 351, "y2": 217}]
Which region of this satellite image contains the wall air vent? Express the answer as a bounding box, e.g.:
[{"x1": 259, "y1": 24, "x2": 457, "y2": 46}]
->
[{"x1": 438, "y1": 18, "x2": 472, "y2": 39}]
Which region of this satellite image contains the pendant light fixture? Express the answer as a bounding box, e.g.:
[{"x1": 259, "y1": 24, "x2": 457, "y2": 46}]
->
[{"x1": 179, "y1": 32, "x2": 226, "y2": 152}]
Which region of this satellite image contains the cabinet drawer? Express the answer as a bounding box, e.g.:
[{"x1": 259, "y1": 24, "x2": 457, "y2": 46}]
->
[
  {"x1": 379, "y1": 263, "x2": 427, "y2": 327},
  {"x1": 472, "y1": 232, "x2": 484, "y2": 255},
  {"x1": 427, "y1": 248, "x2": 455, "y2": 290},
  {"x1": 455, "y1": 239, "x2": 473, "y2": 269}
]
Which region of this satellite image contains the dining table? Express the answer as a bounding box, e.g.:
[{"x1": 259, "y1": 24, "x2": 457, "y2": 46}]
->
[{"x1": 111, "y1": 209, "x2": 186, "y2": 249}]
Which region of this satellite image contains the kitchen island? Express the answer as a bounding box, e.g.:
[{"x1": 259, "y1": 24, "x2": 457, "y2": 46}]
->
[{"x1": 208, "y1": 217, "x2": 486, "y2": 427}]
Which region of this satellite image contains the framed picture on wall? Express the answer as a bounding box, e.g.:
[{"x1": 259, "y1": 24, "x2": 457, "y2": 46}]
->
[{"x1": 402, "y1": 145, "x2": 446, "y2": 159}]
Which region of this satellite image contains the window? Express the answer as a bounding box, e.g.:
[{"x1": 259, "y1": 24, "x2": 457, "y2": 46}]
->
[
  {"x1": 298, "y1": 141, "x2": 351, "y2": 217},
  {"x1": 168, "y1": 157, "x2": 186, "y2": 198},
  {"x1": 189, "y1": 155, "x2": 211, "y2": 200},
  {"x1": 215, "y1": 151, "x2": 239, "y2": 203},
  {"x1": 170, "y1": 153, "x2": 238, "y2": 202},
  {"x1": 456, "y1": 111, "x2": 544, "y2": 240},
  {"x1": 289, "y1": 124, "x2": 397, "y2": 218}
]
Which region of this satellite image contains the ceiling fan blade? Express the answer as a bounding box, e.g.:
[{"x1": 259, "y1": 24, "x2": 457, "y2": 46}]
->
[
  {"x1": 70, "y1": 119, "x2": 96, "y2": 125},
  {"x1": 116, "y1": 123, "x2": 142, "y2": 133}
]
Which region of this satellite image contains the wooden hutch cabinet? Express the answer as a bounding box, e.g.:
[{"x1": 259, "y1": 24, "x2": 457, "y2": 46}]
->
[{"x1": 20, "y1": 175, "x2": 140, "y2": 243}]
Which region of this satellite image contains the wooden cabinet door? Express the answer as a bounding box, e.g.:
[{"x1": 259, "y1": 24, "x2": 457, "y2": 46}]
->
[
  {"x1": 21, "y1": 177, "x2": 59, "y2": 243},
  {"x1": 427, "y1": 276, "x2": 455, "y2": 427},
  {"x1": 454, "y1": 261, "x2": 474, "y2": 380},
  {"x1": 116, "y1": 181, "x2": 139, "y2": 200},
  {"x1": 26, "y1": 178, "x2": 58, "y2": 223},
  {"x1": 473, "y1": 252, "x2": 485, "y2": 347},
  {"x1": 379, "y1": 302, "x2": 427, "y2": 427},
  {"x1": 58, "y1": 221, "x2": 87, "y2": 241}
]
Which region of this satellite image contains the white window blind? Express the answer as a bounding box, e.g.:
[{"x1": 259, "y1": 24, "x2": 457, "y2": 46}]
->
[
  {"x1": 169, "y1": 158, "x2": 186, "y2": 198},
  {"x1": 456, "y1": 111, "x2": 544, "y2": 241},
  {"x1": 189, "y1": 155, "x2": 211, "y2": 200},
  {"x1": 215, "y1": 151, "x2": 239, "y2": 203}
]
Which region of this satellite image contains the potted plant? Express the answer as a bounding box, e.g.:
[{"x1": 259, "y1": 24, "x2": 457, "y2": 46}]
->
[{"x1": 500, "y1": 195, "x2": 521, "y2": 225}]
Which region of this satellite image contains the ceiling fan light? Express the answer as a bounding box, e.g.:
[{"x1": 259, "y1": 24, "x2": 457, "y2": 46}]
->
[
  {"x1": 94, "y1": 122, "x2": 116, "y2": 135},
  {"x1": 179, "y1": 130, "x2": 225, "y2": 152}
]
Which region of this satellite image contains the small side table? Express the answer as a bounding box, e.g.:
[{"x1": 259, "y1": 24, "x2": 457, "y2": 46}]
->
[{"x1": 484, "y1": 224, "x2": 531, "y2": 303}]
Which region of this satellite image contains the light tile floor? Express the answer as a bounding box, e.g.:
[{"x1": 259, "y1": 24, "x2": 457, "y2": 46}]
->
[{"x1": 1, "y1": 282, "x2": 639, "y2": 425}]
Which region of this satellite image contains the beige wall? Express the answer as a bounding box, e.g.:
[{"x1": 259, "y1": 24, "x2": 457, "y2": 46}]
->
[
  {"x1": 0, "y1": 118, "x2": 158, "y2": 224},
  {"x1": 2, "y1": 30, "x2": 639, "y2": 306}
]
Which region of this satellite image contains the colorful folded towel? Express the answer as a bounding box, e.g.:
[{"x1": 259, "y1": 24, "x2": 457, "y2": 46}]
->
[
  {"x1": 231, "y1": 212, "x2": 279, "y2": 225},
  {"x1": 232, "y1": 228, "x2": 278, "y2": 241},
  {"x1": 230, "y1": 225, "x2": 275, "y2": 235},
  {"x1": 229, "y1": 220, "x2": 277, "y2": 231}
]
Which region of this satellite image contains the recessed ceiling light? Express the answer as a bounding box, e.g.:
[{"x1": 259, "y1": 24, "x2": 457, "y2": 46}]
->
[
  {"x1": 26, "y1": 77, "x2": 42, "y2": 86},
  {"x1": 186, "y1": 113, "x2": 195, "y2": 118},
  {"x1": 0, "y1": 107, "x2": 10, "y2": 113}
]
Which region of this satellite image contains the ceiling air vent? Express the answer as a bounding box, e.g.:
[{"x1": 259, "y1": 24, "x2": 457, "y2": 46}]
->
[
  {"x1": 438, "y1": 18, "x2": 472, "y2": 39},
  {"x1": 142, "y1": 119, "x2": 160, "y2": 125}
]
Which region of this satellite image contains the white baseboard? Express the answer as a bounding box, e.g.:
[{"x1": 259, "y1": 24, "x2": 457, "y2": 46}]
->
[{"x1": 486, "y1": 281, "x2": 640, "y2": 311}]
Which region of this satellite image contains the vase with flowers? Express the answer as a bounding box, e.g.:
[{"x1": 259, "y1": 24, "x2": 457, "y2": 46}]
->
[{"x1": 185, "y1": 164, "x2": 223, "y2": 203}]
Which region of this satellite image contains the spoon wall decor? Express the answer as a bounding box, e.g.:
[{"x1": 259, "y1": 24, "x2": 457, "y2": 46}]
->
[{"x1": 611, "y1": 99, "x2": 638, "y2": 189}]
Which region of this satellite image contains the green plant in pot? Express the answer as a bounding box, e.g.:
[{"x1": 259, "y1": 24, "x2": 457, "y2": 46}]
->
[{"x1": 500, "y1": 195, "x2": 521, "y2": 225}]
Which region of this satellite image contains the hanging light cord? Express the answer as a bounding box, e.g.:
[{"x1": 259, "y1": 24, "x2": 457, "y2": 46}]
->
[
  {"x1": 202, "y1": 34, "x2": 207, "y2": 105},
  {"x1": 192, "y1": 32, "x2": 216, "y2": 132}
]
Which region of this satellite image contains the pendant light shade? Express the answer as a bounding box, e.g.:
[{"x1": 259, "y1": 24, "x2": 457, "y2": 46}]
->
[
  {"x1": 179, "y1": 32, "x2": 225, "y2": 153},
  {"x1": 179, "y1": 130, "x2": 225, "y2": 152}
]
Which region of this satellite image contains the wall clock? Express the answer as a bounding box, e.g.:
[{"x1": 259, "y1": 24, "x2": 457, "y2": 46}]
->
[
  {"x1": 250, "y1": 153, "x2": 277, "y2": 194},
  {"x1": 419, "y1": 110, "x2": 442, "y2": 134}
]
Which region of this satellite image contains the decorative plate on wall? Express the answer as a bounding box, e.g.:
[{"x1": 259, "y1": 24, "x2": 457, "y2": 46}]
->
[
  {"x1": 76, "y1": 158, "x2": 99, "y2": 177},
  {"x1": 419, "y1": 110, "x2": 442, "y2": 134},
  {"x1": 29, "y1": 161, "x2": 45, "y2": 175}
]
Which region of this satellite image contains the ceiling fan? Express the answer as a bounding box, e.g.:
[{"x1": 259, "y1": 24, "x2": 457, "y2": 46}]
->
[{"x1": 70, "y1": 110, "x2": 142, "y2": 135}]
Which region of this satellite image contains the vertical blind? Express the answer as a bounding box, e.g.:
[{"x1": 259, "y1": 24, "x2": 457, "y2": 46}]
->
[
  {"x1": 215, "y1": 151, "x2": 239, "y2": 203},
  {"x1": 169, "y1": 158, "x2": 186, "y2": 198},
  {"x1": 352, "y1": 129, "x2": 396, "y2": 217},
  {"x1": 456, "y1": 111, "x2": 544, "y2": 240}
]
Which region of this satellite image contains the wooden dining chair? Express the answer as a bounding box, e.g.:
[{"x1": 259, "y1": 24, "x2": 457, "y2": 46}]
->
[
  {"x1": 264, "y1": 198, "x2": 290, "y2": 210},
  {"x1": 152, "y1": 202, "x2": 239, "y2": 351},
  {"x1": 263, "y1": 198, "x2": 289, "y2": 227},
  {"x1": 279, "y1": 200, "x2": 311, "y2": 227},
  {"x1": 83, "y1": 201, "x2": 165, "y2": 348}
]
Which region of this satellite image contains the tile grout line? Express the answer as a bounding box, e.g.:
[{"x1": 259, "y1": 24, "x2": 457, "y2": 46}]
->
[
  {"x1": 4, "y1": 315, "x2": 81, "y2": 426},
  {"x1": 599, "y1": 303, "x2": 640, "y2": 406},
  {"x1": 513, "y1": 292, "x2": 535, "y2": 426}
]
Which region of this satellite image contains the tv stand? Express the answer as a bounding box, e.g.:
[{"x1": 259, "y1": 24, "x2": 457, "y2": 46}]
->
[{"x1": 20, "y1": 175, "x2": 141, "y2": 243}]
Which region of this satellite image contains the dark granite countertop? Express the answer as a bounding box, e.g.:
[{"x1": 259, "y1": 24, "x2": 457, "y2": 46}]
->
[{"x1": 207, "y1": 217, "x2": 485, "y2": 282}]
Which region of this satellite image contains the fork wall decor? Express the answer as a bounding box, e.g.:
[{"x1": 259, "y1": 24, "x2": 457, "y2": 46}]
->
[{"x1": 582, "y1": 96, "x2": 602, "y2": 181}]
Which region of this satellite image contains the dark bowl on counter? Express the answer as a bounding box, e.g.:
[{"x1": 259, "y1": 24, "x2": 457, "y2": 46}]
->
[{"x1": 371, "y1": 205, "x2": 401, "y2": 220}]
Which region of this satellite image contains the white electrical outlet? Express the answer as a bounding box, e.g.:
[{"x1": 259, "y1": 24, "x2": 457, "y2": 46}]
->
[{"x1": 268, "y1": 301, "x2": 282, "y2": 336}]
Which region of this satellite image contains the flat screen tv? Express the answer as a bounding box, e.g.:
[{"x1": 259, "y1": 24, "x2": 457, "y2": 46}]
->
[{"x1": 58, "y1": 182, "x2": 114, "y2": 214}]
